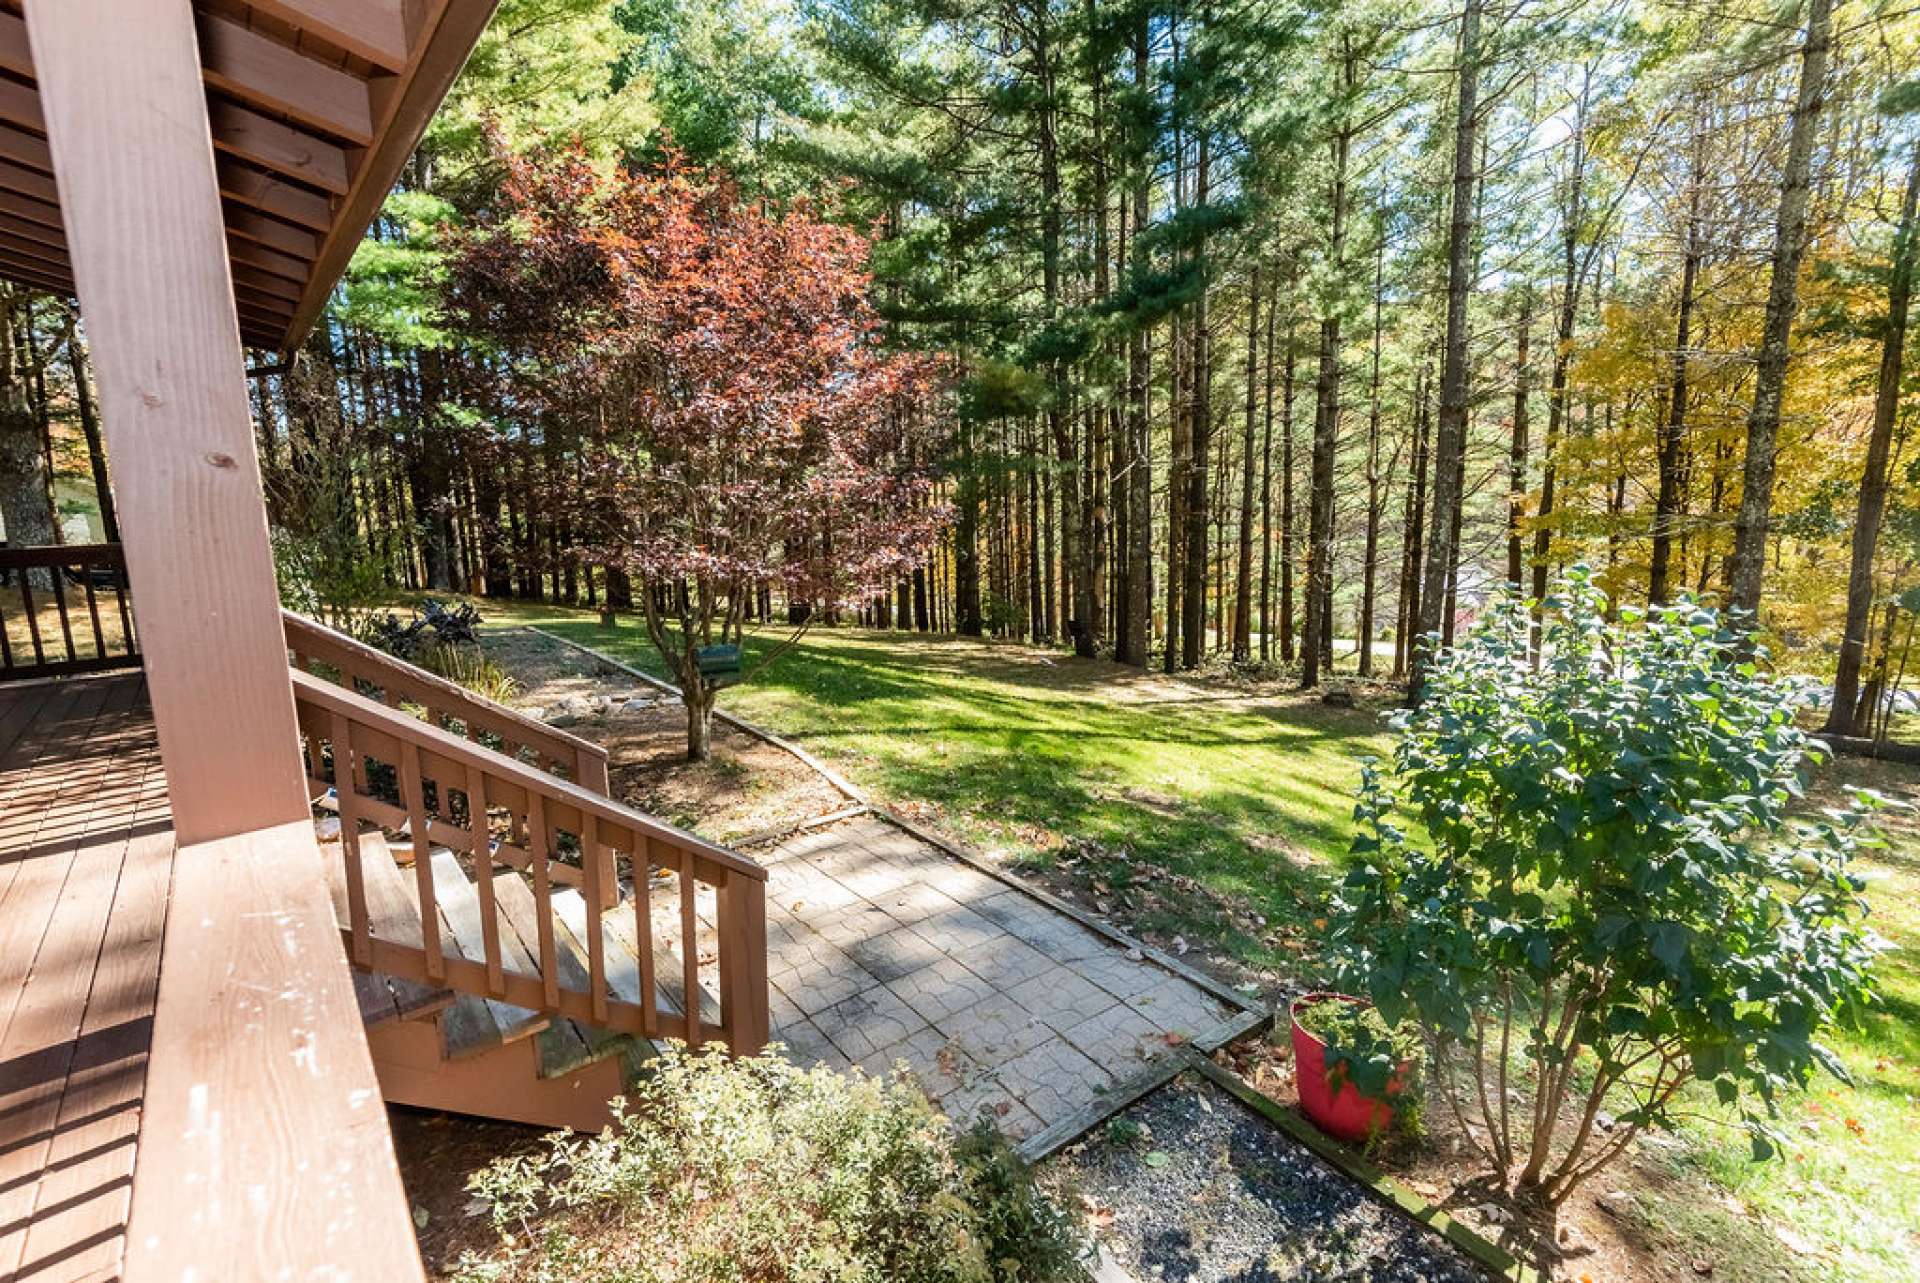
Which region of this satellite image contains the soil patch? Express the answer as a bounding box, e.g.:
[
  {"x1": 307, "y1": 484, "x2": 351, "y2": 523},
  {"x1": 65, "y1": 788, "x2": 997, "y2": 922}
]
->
[
  {"x1": 1213, "y1": 1037, "x2": 1806, "y2": 1283},
  {"x1": 481, "y1": 627, "x2": 847, "y2": 845},
  {"x1": 389, "y1": 1107, "x2": 545, "y2": 1280},
  {"x1": 1052, "y1": 1071, "x2": 1485, "y2": 1282}
]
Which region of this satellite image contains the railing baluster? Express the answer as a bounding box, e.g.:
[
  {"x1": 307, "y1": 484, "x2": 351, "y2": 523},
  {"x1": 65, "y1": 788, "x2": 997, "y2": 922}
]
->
[
  {"x1": 528, "y1": 791, "x2": 560, "y2": 1010},
  {"x1": 331, "y1": 711, "x2": 371, "y2": 967},
  {"x1": 81, "y1": 571, "x2": 106, "y2": 659},
  {"x1": 585, "y1": 815, "x2": 608, "y2": 1023},
  {"x1": 112, "y1": 561, "x2": 134, "y2": 655},
  {"x1": 469, "y1": 765, "x2": 504, "y2": 997},
  {"x1": 400, "y1": 740, "x2": 445, "y2": 982},
  {"x1": 681, "y1": 846, "x2": 702, "y2": 1050},
  {"x1": 0, "y1": 593, "x2": 14, "y2": 671},
  {"x1": 19, "y1": 572, "x2": 44, "y2": 667},
  {"x1": 49, "y1": 568, "x2": 76, "y2": 664},
  {"x1": 637, "y1": 834, "x2": 658, "y2": 1037}
]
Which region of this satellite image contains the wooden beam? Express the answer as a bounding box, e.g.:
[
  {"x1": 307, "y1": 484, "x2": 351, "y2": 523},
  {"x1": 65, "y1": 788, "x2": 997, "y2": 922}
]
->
[
  {"x1": 2, "y1": 6, "x2": 375, "y2": 151},
  {"x1": 0, "y1": 72, "x2": 41, "y2": 133},
  {"x1": 227, "y1": 232, "x2": 312, "y2": 285},
  {"x1": 0, "y1": 119, "x2": 49, "y2": 174},
  {"x1": 242, "y1": 0, "x2": 414, "y2": 75},
  {"x1": 197, "y1": 12, "x2": 375, "y2": 145},
  {"x1": 217, "y1": 156, "x2": 334, "y2": 232},
  {"x1": 129, "y1": 822, "x2": 429, "y2": 1283},
  {"x1": 25, "y1": 0, "x2": 310, "y2": 843},
  {"x1": 0, "y1": 185, "x2": 59, "y2": 231},
  {"x1": 206, "y1": 99, "x2": 351, "y2": 196},
  {"x1": 225, "y1": 205, "x2": 319, "y2": 262},
  {"x1": 0, "y1": 155, "x2": 53, "y2": 203}
]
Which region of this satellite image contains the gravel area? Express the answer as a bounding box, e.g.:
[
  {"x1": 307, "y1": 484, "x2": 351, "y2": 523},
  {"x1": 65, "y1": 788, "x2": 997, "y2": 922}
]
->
[{"x1": 1052, "y1": 1073, "x2": 1487, "y2": 1283}]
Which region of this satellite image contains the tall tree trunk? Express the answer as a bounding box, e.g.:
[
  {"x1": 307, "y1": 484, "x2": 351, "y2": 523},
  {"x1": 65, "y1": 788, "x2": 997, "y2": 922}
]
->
[
  {"x1": 1727, "y1": 0, "x2": 1834, "y2": 620},
  {"x1": 1260, "y1": 282, "x2": 1277, "y2": 663},
  {"x1": 1507, "y1": 290, "x2": 1532, "y2": 591},
  {"x1": 1122, "y1": 27, "x2": 1155, "y2": 667},
  {"x1": 0, "y1": 301, "x2": 59, "y2": 569},
  {"x1": 1280, "y1": 327, "x2": 1298, "y2": 662},
  {"x1": 1827, "y1": 138, "x2": 1920, "y2": 734},
  {"x1": 1182, "y1": 132, "x2": 1213, "y2": 670},
  {"x1": 1234, "y1": 267, "x2": 1260, "y2": 662},
  {"x1": 1302, "y1": 52, "x2": 1354, "y2": 689},
  {"x1": 1651, "y1": 117, "x2": 1707, "y2": 605},
  {"x1": 1360, "y1": 233, "x2": 1386, "y2": 677},
  {"x1": 69, "y1": 340, "x2": 118, "y2": 545},
  {"x1": 1411, "y1": 0, "x2": 1481, "y2": 704}
]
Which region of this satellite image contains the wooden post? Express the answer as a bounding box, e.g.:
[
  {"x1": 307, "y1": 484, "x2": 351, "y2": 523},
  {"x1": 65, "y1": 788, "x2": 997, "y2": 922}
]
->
[
  {"x1": 718, "y1": 872, "x2": 769, "y2": 1054},
  {"x1": 24, "y1": 0, "x2": 308, "y2": 845},
  {"x1": 577, "y1": 747, "x2": 619, "y2": 909}
]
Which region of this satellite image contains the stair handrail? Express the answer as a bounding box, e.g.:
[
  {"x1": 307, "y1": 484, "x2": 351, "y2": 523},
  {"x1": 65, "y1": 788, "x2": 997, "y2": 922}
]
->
[
  {"x1": 292, "y1": 667, "x2": 769, "y2": 1055},
  {"x1": 283, "y1": 608, "x2": 610, "y2": 792}
]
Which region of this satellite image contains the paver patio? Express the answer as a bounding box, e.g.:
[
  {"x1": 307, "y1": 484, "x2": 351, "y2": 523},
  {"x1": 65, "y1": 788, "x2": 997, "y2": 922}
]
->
[{"x1": 751, "y1": 813, "x2": 1244, "y2": 1141}]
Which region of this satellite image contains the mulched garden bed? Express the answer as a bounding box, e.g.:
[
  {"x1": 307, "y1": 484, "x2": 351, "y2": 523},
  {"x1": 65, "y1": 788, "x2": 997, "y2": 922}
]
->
[
  {"x1": 480, "y1": 627, "x2": 846, "y2": 845},
  {"x1": 1052, "y1": 1071, "x2": 1487, "y2": 1282}
]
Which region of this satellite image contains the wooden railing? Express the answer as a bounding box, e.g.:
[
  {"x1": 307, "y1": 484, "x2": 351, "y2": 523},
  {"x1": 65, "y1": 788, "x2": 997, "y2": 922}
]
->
[
  {"x1": 284, "y1": 609, "x2": 618, "y2": 907},
  {"x1": 291, "y1": 667, "x2": 770, "y2": 1054},
  {"x1": 0, "y1": 543, "x2": 139, "y2": 680}
]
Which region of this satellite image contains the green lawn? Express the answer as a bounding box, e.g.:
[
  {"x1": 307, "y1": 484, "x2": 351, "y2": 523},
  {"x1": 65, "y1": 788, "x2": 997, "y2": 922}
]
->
[{"x1": 468, "y1": 599, "x2": 1918, "y2": 1280}]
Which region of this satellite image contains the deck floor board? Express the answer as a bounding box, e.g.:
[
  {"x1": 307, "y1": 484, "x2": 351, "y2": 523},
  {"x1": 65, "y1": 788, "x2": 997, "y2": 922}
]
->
[{"x1": 0, "y1": 673, "x2": 171, "y2": 1282}]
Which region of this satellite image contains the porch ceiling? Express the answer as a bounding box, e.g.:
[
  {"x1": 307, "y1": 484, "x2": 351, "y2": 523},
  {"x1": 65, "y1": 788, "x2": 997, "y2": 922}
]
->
[{"x1": 0, "y1": 0, "x2": 496, "y2": 353}]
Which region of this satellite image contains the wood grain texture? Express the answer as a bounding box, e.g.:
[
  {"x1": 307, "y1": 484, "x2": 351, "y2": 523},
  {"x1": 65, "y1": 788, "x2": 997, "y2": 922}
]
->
[
  {"x1": 0, "y1": 675, "x2": 171, "y2": 1283},
  {"x1": 123, "y1": 820, "x2": 426, "y2": 1283},
  {"x1": 26, "y1": 0, "x2": 309, "y2": 845}
]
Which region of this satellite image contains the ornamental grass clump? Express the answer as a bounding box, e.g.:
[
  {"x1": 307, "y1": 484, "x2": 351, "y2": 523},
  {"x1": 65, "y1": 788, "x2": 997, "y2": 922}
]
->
[
  {"x1": 1329, "y1": 567, "x2": 1891, "y2": 1207},
  {"x1": 454, "y1": 1044, "x2": 1089, "y2": 1283}
]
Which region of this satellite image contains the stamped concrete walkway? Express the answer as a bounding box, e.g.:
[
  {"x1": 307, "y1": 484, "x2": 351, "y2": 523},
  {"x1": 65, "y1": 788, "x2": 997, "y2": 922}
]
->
[{"x1": 755, "y1": 813, "x2": 1245, "y2": 1142}]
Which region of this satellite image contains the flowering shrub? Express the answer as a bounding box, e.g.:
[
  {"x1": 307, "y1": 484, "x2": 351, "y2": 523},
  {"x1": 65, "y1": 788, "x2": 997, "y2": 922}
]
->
[
  {"x1": 454, "y1": 1045, "x2": 1088, "y2": 1283},
  {"x1": 1329, "y1": 568, "x2": 1891, "y2": 1205}
]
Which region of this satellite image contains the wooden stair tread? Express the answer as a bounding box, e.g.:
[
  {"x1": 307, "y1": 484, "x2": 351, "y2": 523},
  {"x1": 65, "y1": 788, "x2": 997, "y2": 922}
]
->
[
  {"x1": 428, "y1": 849, "x2": 548, "y2": 1058},
  {"x1": 488, "y1": 870, "x2": 624, "y2": 1079},
  {"x1": 317, "y1": 828, "x2": 453, "y2": 1024}
]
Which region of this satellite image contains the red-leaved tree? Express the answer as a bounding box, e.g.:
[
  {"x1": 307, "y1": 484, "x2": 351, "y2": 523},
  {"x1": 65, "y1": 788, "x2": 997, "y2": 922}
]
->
[{"x1": 447, "y1": 139, "x2": 950, "y2": 759}]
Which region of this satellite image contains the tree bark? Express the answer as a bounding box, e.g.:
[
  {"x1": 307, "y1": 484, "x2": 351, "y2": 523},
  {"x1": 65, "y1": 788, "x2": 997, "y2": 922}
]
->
[
  {"x1": 1727, "y1": 0, "x2": 1834, "y2": 620},
  {"x1": 1827, "y1": 139, "x2": 1920, "y2": 734},
  {"x1": 1650, "y1": 117, "x2": 1708, "y2": 605},
  {"x1": 1411, "y1": 0, "x2": 1481, "y2": 704},
  {"x1": 1235, "y1": 267, "x2": 1260, "y2": 662}
]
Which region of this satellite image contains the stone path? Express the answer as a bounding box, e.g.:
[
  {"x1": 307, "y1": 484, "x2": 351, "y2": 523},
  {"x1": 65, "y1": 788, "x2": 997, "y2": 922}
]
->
[{"x1": 759, "y1": 814, "x2": 1242, "y2": 1141}]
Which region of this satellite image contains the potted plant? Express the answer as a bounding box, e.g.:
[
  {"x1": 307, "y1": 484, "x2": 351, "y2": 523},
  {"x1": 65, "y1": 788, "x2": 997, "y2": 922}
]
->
[{"x1": 1289, "y1": 991, "x2": 1419, "y2": 1143}]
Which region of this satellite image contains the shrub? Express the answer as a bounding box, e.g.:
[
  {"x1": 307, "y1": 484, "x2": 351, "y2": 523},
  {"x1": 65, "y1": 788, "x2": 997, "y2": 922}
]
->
[
  {"x1": 454, "y1": 1045, "x2": 1090, "y2": 1283},
  {"x1": 418, "y1": 640, "x2": 520, "y2": 705},
  {"x1": 1329, "y1": 568, "x2": 1891, "y2": 1206}
]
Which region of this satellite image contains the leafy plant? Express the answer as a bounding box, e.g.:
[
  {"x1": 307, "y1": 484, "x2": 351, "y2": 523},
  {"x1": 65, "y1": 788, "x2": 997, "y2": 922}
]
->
[
  {"x1": 455, "y1": 1044, "x2": 1090, "y2": 1283},
  {"x1": 1329, "y1": 568, "x2": 1892, "y2": 1206},
  {"x1": 369, "y1": 598, "x2": 485, "y2": 660},
  {"x1": 1292, "y1": 997, "x2": 1421, "y2": 1102},
  {"x1": 417, "y1": 640, "x2": 519, "y2": 704}
]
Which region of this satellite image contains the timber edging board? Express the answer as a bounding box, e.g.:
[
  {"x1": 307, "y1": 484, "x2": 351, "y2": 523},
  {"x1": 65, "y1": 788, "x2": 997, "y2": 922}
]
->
[
  {"x1": 519, "y1": 626, "x2": 1270, "y2": 1023},
  {"x1": 1181, "y1": 1051, "x2": 1542, "y2": 1283}
]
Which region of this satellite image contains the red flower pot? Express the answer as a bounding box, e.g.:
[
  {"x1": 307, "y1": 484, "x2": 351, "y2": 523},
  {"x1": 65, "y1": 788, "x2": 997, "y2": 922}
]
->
[{"x1": 1290, "y1": 992, "x2": 1407, "y2": 1143}]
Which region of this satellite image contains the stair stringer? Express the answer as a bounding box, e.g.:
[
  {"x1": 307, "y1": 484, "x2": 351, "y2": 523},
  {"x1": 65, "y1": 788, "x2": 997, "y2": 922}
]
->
[{"x1": 364, "y1": 1011, "x2": 637, "y2": 1132}]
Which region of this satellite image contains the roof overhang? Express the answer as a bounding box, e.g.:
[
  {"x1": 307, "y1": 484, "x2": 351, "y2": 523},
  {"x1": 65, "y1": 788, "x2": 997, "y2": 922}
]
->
[{"x1": 0, "y1": 0, "x2": 497, "y2": 353}]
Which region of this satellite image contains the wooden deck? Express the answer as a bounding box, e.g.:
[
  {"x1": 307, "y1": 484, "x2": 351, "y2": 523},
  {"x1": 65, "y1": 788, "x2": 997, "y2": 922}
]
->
[{"x1": 0, "y1": 673, "x2": 172, "y2": 1283}]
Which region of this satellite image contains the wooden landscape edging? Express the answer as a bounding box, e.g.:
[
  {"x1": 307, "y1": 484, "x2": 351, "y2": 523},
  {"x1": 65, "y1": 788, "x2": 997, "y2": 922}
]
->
[
  {"x1": 1017, "y1": 1005, "x2": 1270, "y2": 1164},
  {"x1": 1181, "y1": 1051, "x2": 1543, "y2": 1283},
  {"x1": 520, "y1": 626, "x2": 1270, "y2": 1024}
]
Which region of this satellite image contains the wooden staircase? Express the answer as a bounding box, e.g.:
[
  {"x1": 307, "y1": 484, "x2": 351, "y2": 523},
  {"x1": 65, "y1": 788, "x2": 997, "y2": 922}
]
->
[
  {"x1": 283, "y1": 611, "x2": 764, "y2": 1133},
  {"x1": 316, "y1": 825, "x2": 725, "y2": 1131}
]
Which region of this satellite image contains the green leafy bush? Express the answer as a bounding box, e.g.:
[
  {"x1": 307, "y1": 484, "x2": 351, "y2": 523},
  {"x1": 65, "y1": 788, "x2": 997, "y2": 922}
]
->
[
  {"x1": 454, "y1": 1045, "x2": 1089, "y2": 1283},
  {"x1": 1329, "y1": 568, "x2": 1891, "y2": 1206},
  {"x1": 1293, "y1": 997, "x2": 1421, "y2": 1102}
]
